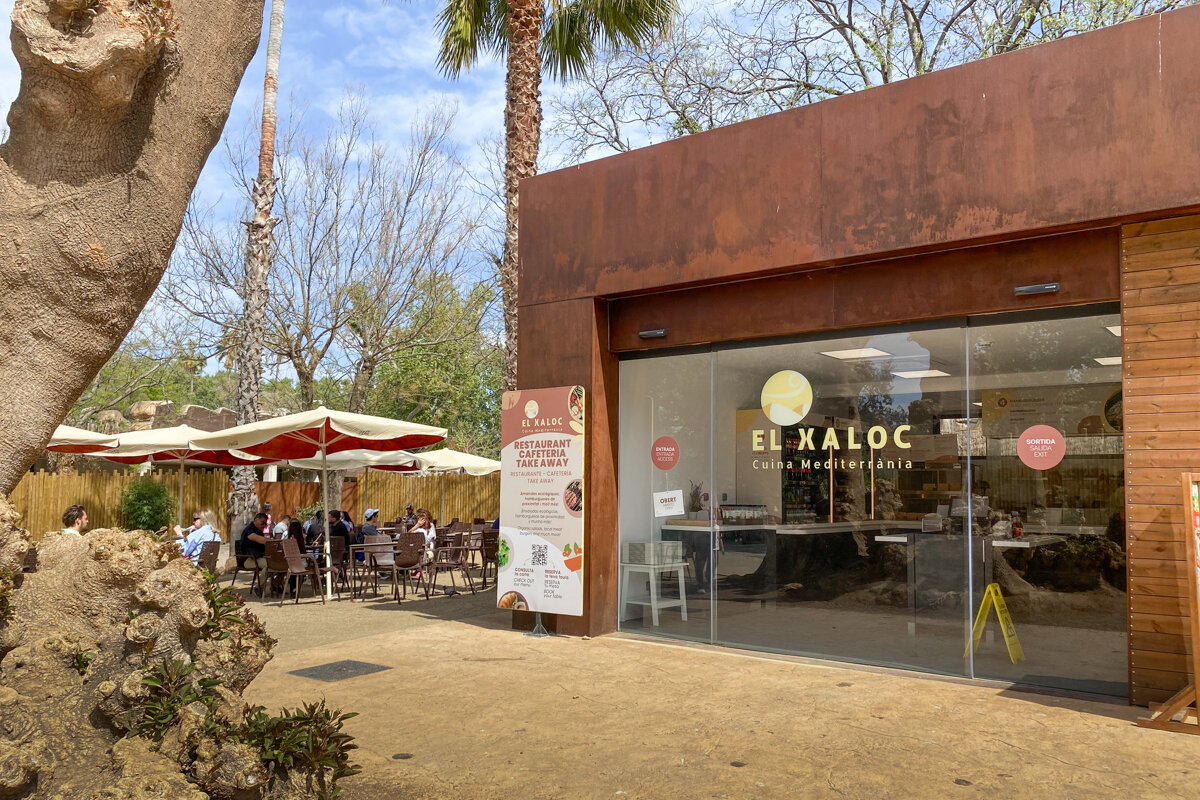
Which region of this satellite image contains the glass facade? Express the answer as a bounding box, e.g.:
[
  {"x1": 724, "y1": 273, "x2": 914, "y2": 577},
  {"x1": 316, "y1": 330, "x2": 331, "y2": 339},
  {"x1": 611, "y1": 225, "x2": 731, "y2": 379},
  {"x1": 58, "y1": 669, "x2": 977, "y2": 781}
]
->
[{"x1": 617, "y1": 306, "x2": 1126, "y2": 697}]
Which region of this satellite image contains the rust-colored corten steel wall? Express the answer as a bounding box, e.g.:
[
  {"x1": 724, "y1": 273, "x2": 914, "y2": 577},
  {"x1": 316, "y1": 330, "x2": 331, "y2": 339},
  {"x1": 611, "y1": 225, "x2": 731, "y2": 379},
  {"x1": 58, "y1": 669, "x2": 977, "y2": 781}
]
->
[
  {"x1": 1122, "y1": 214, "x2": 1200, "y2": 708},
  {"x1": 520, "y1": 9, "x2": 1200, "y2": 308},
  {"x1": 516, "y1": 10, "x2": 1200, "y2": 680}
]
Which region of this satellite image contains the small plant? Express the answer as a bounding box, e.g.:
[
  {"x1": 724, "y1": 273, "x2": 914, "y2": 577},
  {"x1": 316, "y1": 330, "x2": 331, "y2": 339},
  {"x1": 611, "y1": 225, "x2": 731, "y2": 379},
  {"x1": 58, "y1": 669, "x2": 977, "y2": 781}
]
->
[
  {"x1": 237, "y1": 701, "x2": 361, "y2": 798},
  {"x1": 132, "y1": 659, "x2": 221, "y2": 743},
  {"x1": 295, "y1": 500, "x2": 323, "y2": 521},
  {"x1": 65, "y1": 0, "x2": 102, "y2": 32},
  {"x1": 0, "y1": 569, "x2": 13, "y2": 621},
  {"x1": 202, "y1": 570, "x2": 247, "y2": 641},
  {"x1": 72, "y1": 648, "x2": 97, "y2": 676},
  {"x1": 118, "y1": 475, "x2": 175, "y2": 532}
]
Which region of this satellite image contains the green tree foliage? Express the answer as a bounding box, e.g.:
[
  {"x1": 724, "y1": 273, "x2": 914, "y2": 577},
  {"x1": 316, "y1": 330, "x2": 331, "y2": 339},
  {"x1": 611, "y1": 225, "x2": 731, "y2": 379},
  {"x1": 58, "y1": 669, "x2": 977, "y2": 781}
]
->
[{"x1": 118, "y1": 476, "x2": 175, "y2": 532}]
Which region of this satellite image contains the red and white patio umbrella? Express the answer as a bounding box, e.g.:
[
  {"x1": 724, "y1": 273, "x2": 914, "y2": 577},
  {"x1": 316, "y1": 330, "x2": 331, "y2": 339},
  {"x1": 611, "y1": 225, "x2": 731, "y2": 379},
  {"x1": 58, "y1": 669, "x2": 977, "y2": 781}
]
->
[
  {"x1": 96, "y1": 424, "x2": 277, "y2": 531},
  {"x1": 189, "y1": 408, "x2": 446, "y2": 598}
]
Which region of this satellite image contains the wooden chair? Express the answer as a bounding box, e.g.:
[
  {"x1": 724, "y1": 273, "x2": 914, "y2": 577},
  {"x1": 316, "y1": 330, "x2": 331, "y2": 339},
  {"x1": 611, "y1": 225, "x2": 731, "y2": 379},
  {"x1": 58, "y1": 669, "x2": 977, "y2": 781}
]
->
[
  {"x1": 229, "y1": 538, "x2": 259, "y2": 595},
  {"x1": 479, "y1": 530, "x2": 499, "y2": 589},
  {"x1": 264, "y1": 539, "x2": 317, "y2": 605},
  {"x1": 393, "y1": 531, "x2": 428, "y2": 602},
  {"x1": 292, "y1": 537, "x2": 337, "y2": 602},
  {"x1": 197, "y1": 541, "x2": 221, "y2": 575},
  {"x1": 361, "y1": 534, "x2": 397, "y2": 599},
  {"x1": 326, "y1": 535, "x2": 350, "y2": 593},
  {"x1": 429, "y1": 532, "x2": 476, "y2": 596}
]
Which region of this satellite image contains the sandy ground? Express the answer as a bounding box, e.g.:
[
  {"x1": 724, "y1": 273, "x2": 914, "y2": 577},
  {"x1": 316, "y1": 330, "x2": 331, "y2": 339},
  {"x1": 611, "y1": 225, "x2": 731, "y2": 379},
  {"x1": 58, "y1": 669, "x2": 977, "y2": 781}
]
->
[{"x1": 240, "y1": 583, "x2": 1200, "y2": 800}]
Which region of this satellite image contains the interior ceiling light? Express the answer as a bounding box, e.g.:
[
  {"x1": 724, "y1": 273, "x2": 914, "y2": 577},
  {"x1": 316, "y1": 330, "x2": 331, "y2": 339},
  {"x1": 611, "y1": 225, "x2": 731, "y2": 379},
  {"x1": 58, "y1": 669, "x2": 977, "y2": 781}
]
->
[
  {"x1": 892, "y1": 369, "x2": 950, "y2": 379},
  {"x1": 1106, "y1": 325, "x2": 1122, "y2": 337},
  {"x1": 1094, "y1": 356, "x2": 1122, "y2": 366},
  {"x1": 820, "y1": 347, "x2": 891, "y2": 360}
]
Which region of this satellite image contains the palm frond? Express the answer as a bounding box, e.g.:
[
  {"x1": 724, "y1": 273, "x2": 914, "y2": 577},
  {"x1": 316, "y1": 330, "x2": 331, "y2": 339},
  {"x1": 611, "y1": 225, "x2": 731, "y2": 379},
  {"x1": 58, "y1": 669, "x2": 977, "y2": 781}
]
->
[
  {"x1": 542, "y1": 0, "x2": 680, "y2": 81},
  {"x1": 436, "y1": 0, "x2": 507, "y2": 76}
]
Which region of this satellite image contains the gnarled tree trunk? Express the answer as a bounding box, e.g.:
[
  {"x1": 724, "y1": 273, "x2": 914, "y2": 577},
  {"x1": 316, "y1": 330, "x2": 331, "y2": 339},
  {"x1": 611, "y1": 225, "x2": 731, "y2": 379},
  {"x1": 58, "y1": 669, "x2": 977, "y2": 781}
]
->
[{"x1": 0, "y1": 0, "x2": 266, "y2": 495}]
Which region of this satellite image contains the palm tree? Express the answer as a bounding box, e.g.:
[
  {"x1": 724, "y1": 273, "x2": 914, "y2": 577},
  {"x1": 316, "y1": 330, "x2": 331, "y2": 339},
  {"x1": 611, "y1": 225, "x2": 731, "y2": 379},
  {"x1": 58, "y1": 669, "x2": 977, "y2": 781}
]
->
[
  {"x1": 437, "y1": 0, "x2": 678, "y2": 389},
  {"x1": 230, "y1": 0, "x2": 287, "y2": 528}
]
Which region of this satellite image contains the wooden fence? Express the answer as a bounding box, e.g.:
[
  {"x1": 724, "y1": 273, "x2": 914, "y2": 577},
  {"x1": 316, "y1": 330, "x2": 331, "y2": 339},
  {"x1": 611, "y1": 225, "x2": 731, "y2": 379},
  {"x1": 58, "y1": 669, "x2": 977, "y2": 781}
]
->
[
  {"x1": 9, "y1": 469, "x2": 500, "y2": 541},
  {"x1": 10, "y1": 468, "x2": 228, "y2": 541},
  {"x1": 360, "y1": 471, "x2": 500, "y2": 526}
]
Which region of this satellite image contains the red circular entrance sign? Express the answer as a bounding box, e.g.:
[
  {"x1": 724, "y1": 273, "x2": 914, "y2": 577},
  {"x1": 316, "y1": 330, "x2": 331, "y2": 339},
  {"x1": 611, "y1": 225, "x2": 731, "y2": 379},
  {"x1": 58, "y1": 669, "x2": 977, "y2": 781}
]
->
[
  {"x1": 1017, "y1": 425, "x2": 1066, "y2": 470},
  {"x1": 651, "y1": 436, "x2": 680, "y2": 471}
]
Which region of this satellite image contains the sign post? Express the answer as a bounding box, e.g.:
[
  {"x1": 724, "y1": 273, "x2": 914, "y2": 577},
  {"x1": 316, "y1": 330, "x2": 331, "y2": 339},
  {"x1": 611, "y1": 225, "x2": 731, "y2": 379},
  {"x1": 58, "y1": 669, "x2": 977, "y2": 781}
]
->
[
  {"x1": 1138, "y1": 473, "x2": 1200, "y2": 734},
  {"x1": 497, "y1": 386, "x2": 586, "y2": 634}
]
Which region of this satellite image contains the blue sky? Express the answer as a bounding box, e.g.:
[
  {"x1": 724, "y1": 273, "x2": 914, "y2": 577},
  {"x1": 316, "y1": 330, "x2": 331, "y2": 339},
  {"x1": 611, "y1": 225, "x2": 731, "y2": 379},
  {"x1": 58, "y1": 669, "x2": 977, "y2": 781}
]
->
[{"x1": 0, "y1": 0, "x2": 511, "y2": 208}]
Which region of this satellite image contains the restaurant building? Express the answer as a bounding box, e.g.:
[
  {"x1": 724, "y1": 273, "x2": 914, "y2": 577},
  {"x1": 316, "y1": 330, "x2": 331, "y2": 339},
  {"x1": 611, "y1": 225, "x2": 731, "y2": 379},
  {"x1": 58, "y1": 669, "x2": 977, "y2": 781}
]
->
[{"x1": 517, "y1": 8, "x2": 1200, "y2": 705}]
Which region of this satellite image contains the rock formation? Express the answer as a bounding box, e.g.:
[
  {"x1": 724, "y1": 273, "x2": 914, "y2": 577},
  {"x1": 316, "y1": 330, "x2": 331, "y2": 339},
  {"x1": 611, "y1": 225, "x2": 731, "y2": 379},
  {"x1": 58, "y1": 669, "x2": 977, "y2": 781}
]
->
[{"x1": 0, "y1": 497, "x2": 357, "y2": 798}]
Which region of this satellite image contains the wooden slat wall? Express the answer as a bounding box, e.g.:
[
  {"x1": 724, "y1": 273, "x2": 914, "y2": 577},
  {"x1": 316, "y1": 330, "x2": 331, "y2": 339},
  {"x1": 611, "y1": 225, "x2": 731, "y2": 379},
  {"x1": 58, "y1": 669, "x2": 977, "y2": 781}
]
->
[
  {"x1": 360, "y1": 472, "x2": 500, "y2": 526},
  {"x1": 9, "y1": 469, "x2": 229, "y2": 541},
  {"x1": 1122, "y1": 213, "x2": 1200, "y2": 707}
]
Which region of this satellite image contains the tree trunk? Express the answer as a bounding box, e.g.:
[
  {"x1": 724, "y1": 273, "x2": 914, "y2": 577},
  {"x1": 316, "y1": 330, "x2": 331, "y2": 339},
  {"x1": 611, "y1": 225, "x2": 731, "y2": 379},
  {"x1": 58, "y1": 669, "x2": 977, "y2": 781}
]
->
[
  {"x1": 229, "y1": 0, "x2": 286, "y2": 527},
  {"x1": 501, "y1": 0, "x2": 544, "y2": 390},
  {"x1": 346, "y1": 356, "x2": 379, "y2": 415},
  {"x1": 0, "y1": 0, "x2": 265, "y2": 495}
]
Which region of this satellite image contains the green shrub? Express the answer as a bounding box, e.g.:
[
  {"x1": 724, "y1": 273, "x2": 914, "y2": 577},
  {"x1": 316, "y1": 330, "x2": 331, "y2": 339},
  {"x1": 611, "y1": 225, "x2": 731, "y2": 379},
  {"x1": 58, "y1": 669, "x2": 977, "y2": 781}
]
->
[
  {"x1": 119, "y1": 476, "x2": 175, "y2": 532},
  {"x1": 131, "y1": 659, "x2": 221, "y2": 743}
]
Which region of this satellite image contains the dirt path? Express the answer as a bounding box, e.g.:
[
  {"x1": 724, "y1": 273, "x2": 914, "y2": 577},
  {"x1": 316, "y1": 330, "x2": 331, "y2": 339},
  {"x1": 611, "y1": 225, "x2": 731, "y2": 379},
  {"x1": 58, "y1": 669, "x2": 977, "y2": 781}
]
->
[{"x1": 243, "y1": 592, "x2": 1199, "y2": 800}]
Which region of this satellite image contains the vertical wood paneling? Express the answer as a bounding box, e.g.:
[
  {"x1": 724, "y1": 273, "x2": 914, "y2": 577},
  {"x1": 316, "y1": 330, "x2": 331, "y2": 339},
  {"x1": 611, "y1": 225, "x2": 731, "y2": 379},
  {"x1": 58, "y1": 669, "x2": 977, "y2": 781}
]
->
[
  {"x1": 359, "y1": 472, "x2": 499, "y2": 526},
  {"x1": 1122, "y1": 217, "x2": 1200, "y2": 706},
  {"x1": 10, "y1": 469, "x2": 229, "y2": 541}
]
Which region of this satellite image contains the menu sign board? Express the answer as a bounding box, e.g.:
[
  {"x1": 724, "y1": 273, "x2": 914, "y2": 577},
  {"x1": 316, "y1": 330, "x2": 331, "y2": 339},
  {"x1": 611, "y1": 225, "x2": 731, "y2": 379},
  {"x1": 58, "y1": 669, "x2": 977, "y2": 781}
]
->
[{"x1": 498, "y1": 386, "x2": 585, "y2": 616}]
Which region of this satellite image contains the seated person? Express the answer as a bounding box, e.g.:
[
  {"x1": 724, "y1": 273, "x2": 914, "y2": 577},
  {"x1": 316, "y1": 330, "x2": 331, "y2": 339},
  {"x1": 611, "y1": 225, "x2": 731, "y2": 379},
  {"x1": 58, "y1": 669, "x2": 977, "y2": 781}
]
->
[
  {"x1": 180, "y1": 509, "x2": 222, "y2": 566},
  {"x1": 410, "y1": 508, "x2": 436, "y2": 563},
  {"x1": 238, "y1": 512, "x2": 271, "y2": 597},
  {"x1": 272, "y1": 514, "x2": 292, "y2": 537},
  {"x1": 328, "y1": 510, "x2": 353, "y2": 539},
  {"x1": 61, "y1": 504, "x2": 88, "y2": 537},
  {"x1": 401, "y1": 504, "x2": 417, "y2": 527},
  {"x1": 358, "y1": 508, "x2": 380, "y2": 543},
  {"x1": 304, "y1": 510, "x2": 325, "y2": 538},
  {"x1": 287, "y1": 519, "x2": 307, "y2": 544}
]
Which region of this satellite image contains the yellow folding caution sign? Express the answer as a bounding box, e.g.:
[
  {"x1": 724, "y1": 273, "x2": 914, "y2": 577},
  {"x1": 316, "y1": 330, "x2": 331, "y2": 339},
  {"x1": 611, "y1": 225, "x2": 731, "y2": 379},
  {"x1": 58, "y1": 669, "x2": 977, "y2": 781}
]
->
[{"x1": 964, "y1": 582, "x2": 1024, "y2": 664}]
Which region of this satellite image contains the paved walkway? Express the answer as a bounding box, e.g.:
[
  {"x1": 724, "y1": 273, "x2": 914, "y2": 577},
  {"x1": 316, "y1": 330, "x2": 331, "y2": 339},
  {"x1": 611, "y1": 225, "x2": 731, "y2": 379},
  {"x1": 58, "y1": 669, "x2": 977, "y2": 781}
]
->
[{"x1": 243, "y1": 590, "x2": 1200, "y2": 800}]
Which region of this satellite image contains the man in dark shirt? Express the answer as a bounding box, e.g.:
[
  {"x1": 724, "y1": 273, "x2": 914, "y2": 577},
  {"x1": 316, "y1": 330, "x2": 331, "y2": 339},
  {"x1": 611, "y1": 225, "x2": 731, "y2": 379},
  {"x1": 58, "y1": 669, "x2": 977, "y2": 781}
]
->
[
  {"x1": 328, "y1": 510, "x2": 353, "y2": 539},
  {"x1": 239, "y1": 512, "x2": 271, "y2": 597}
]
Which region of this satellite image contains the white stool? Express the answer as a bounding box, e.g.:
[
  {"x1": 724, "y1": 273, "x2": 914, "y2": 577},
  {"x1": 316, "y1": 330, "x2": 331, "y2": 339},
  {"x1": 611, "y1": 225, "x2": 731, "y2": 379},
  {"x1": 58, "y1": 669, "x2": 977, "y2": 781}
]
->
[{"x1": 620, "y1": 561, "x2": 688, "y2": 626}]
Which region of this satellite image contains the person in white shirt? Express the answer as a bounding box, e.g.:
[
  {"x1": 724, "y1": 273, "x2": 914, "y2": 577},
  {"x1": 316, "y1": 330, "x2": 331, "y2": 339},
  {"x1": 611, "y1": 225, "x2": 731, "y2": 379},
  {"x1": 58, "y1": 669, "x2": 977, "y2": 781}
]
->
[
  {"x1": 272, "y1": 514, "x2": 291, "y2": 537},
  {"x1": 409, "y1": 508, "x2": 437, "y2": 563},
  {"x1": 178, "y1": 509, "x2": 222, "y2": 565}
]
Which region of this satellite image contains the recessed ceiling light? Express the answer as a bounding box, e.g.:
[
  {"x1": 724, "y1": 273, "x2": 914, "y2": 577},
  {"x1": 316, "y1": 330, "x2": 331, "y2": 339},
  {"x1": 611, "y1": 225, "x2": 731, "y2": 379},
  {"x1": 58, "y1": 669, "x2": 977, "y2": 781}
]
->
[
  {"x1": 1106, "y1": 325, "x2": 1121, "y2": 337},
  {"x1": 892, "y1": 369, "x2": 951, "y2": 379},
  {"x1": 1094, "y1": 356, "x2": 1122, "y2": 366},
  {"x1": 820, "y1": 347, "x2": 891, "y2": 360}
]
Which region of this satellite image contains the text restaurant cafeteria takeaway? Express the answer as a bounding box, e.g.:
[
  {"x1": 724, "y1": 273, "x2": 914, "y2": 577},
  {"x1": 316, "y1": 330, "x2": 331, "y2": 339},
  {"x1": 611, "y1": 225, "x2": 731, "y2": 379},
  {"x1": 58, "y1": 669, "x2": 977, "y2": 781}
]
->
[{"x1": 513, "y1": 7, "x2": 1200, "y2": 705}]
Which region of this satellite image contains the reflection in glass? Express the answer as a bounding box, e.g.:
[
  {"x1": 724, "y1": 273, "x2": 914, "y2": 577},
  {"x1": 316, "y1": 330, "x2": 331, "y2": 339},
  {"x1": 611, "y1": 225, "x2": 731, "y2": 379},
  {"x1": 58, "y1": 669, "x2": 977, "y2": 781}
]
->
[
  {"x1": 618, "y1": 353, "x2": 712, "y2": 640},
  {"x1": 614, "y1": 306, "x2": 1127, "y2": 698},
  {"x1": 967, "y1": 311, "x2": 1125, "y2": 696}
]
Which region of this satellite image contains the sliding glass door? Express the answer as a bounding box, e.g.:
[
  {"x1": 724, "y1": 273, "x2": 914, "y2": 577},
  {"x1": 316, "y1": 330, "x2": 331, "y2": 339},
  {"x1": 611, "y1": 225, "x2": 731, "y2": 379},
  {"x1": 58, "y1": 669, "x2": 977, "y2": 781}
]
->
[{"x1": 616, "y1": 305, "x2": 1127, "y2": 697}]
